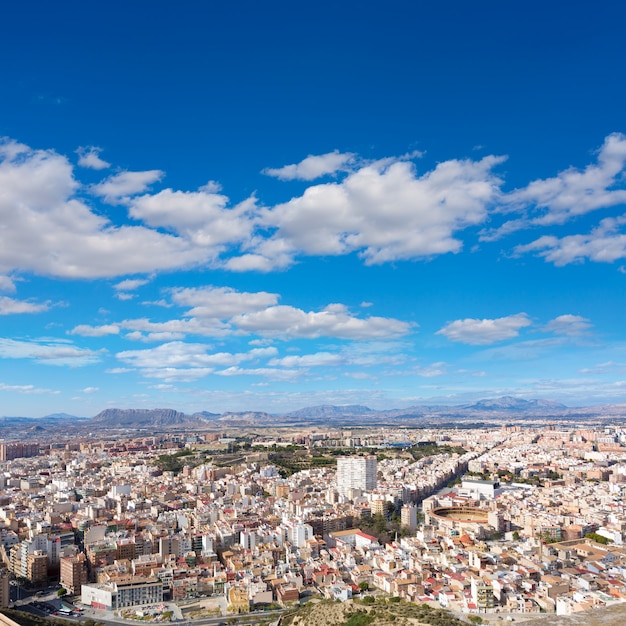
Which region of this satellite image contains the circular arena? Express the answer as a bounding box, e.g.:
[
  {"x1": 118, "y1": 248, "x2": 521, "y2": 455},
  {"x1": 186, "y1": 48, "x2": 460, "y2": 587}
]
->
[{"x1": 430, "y1": 506, "x2": 489, "y2": 524}]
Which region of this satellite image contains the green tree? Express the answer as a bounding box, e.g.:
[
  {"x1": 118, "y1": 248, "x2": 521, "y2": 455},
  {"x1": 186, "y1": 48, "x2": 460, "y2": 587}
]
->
[{"x1": 585, "y1": 532, "x2": 612, "y2": 545}]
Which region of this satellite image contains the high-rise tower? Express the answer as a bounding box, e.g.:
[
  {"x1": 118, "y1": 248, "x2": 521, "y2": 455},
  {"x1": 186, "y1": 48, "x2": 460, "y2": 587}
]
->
[{"x1": 336, "y1": 455, "x2": 377, "y2": 497}]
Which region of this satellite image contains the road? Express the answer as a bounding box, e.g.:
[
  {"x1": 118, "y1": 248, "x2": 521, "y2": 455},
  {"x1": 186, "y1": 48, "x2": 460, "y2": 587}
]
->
[{"x1": 9, "y1": 585, "x2": 285, "y2": 626}]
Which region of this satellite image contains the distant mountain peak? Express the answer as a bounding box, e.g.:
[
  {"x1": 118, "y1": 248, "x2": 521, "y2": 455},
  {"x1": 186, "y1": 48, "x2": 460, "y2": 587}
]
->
[
  {"x1": 91, "y1": 408, "x2": 193, "y2": 427},
  {"x1": 466, "y1": 396, "x2": 567, "y2": 411},
  {"x1": 285, "y1": 404, "x2": 373, "y2": 418}
]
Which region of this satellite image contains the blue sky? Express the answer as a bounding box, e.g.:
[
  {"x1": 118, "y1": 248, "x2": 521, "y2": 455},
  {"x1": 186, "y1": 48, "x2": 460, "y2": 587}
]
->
[{"x1": 2, "y1": 1, "x2": 626, "y2": 417}]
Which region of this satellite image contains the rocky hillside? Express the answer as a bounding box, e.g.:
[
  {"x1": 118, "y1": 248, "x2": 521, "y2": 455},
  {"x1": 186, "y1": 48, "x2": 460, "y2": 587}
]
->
[{"x1": 90, "y1": 408, "x2": 194, "y2": 427}]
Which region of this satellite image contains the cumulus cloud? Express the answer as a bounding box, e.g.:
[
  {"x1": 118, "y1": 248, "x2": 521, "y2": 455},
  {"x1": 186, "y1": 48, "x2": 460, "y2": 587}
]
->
[
  {"x1": 18, "y1": 133, "x2": 626, "y2": 284},
  {"x1": 0, "y1": 276, "x2": 16, "y2": 293},
  {"x1": 116, "y1": 342, "x2": 278, "y2": 380},
  {"x1": 514, "y1": 215, "x2": 626, "y2": 265},
  {"x1": 133, "y1": 367, "x2": 215, "y2": 382},
  {"x1": 69, "y1": 324, "x2": 120, "y2": 337},
  {"x1": 81, "y1": 386, "x2": 99, "y2": 394},
  {"x1": 437, "y1": 313, "x2": 531, "y2": 345},
  {"x1": 231, "y1": 303, "x2": 412, "y2": 340},
  {"x1": 544, "y1": 314, "x2": 592, "y2": 336},
  {"x1": 110, "y1": 286, "x2": 411, "y2": 342},
  {"x1": 215, "y1": 366, "x2": 300, "y2": 381},
  {"x1": 0, "y1": 382, "x2": 59, "y2": 394},
  {"x1": 267, "y1": 342, "x2": 408, "y2": 371},
  {"x1": 0, "y1": 139, "x2": 211, "y2": 278},
  {"x1": 124, "y1": 330, "x2": 185, "y2": 342},
  {"x1": 0, "y1": 137, "x2": 507, "y2": 280},
  {"x1": 127, "y1": 184, "x2": 257, "y2": 248},
  {"x1": 268, "y1": 352, "x2": 345, "y2": 367},
  {"x1": 252, "y1": 155, "x2": 504, "y2": 268},
  {"x1": 117, "y1": 342, "x2": 276, "y2": 368},
  {"x1": 120, "y1": 316, "x2": 231, "y2": 340},
  {"x1": 114, "y1": 278, "x2": 150, "y2": 291},
  {"x1": 514, "y1": 133, "x2": 626, "y2": 224},
  {"x1": 263, "y1": 150, "x2": 356, "y2": 181},
  {"x1": 0, "y1": 337, "x2": 102, "y2": 366},
  {"x1": 114, "y1": 278, "x2": 149, "y2": 301},
  {"x1": 483, "y1": 133, "x2": 626, "y2": 240},
  {"x1": 76, "y1": 146, "x2": 110, "y2": 170},
  {"x1": 170, "y1": 286, "x2": 279, "y2": 318},
  {"x1": 0, "y1": 296, "x2": 50, "y2": 315},
  {"x1": 92, "y1": 169, "x2": 164, "y2": 203}
]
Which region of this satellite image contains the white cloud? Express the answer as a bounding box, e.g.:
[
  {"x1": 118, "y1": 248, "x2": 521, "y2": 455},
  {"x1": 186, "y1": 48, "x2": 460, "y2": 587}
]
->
[
  {"x1": 0, "y1": 337, "x2": 102, "y2": 366},
  {"x1": 263, "y1": 150, "x2": 356, "y2": 181},
  {"x1": 170, "y1": 285, "x2": 279, "y2": 318},
  {"x1": 0, "y1": 382, "x2": 59, "y2": 394},
  {"x1": 252, "y1": 155, "x2": 504, "y2": 268},
  {"x1": 0, "y1": 139, "x2": 211, "y2": 278},
  {"x1": 414, "y1": 362, "x2": 448, "y2": 377},
  {"x1": 516, "y1": 133, "x2": 626, "y2": 225},
  {"x1": 344, "y1": 372, "x2": 376, "y2": 380},
  {"x1": 76, "y1": 146, "x2": 110, "y2": 170},
  {"x1": 120, "y1": 316, "x2": 231, "y2": 339},
  {"x1": 268, "y1": 352, "x2": 345, "y2": 367},
  {"x1": 0, "y1": 139, "x2": 30, "y2": 160},
  {"x1": 0, "y1": 296, "x2": 50, "y2": 315},
  {"x1": 267, "y1": 342, "x2": 408, "y2": 370},
  {"x1": 70, "y1": 324, "x2": 120, "y2": 337},
  {"x1": 544, "y1": 314, "x2": 592, "y2": 336},
  {"x1": 579, "y1": 361, "x2": 626, "y2": 374},
  {"x1": 134, "y1": 367, "x2": 215, "y2": 382},
  {"x1": 124, "y1": 330, "x2": 186, "y2": 343},
  {"x1": 231, "y1": 303, "x2": 412, "y2": 339},
  {"x1": 484, "y1": 133, "x2": 626, "y2": 240},
  {"x1": 116, "y1": 342, "x2": 277, "y2": 376},
  {"x1": 215, "y1": 366, "x2": 300, "y2": 381},
  {"x1": 92, "y1": 169, "x2": 164, "y2": 203},
  {"x1": 0, "y1": 276, "x2": 16, "y2": 293},
  {"x1": 223, "y1": 239, "x2": 294, "y2": 272},
  {"x1": 473, "y1": 336, "x2": 577, "y2": 362},
  {"x1": 437, "y1": 313, "x2": 531, "y2": 345},
  {"x1": 115, "y1": 278, "x2": 150, "y2": 291},
  {"x1": 514, "y1": 215, "x2": 626, "y2": 265},
  {"x1": 127, "y1": 185, "x2": 257, "y2": 250},
  {"x1": 81, "y1": 386, "x2": 99, "y2": 394},
  {"x1": 0, "y1": 137, "x2": 507, "y2": 280},
  {"x1": 114, "y1": 286, "x2": 411, "y2": 342}
]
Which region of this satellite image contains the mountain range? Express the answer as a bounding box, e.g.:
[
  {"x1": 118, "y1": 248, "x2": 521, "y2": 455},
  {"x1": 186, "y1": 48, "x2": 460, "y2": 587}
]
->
[{"x1": 1, "y1": 396, "x2": 625, "y2": 431}]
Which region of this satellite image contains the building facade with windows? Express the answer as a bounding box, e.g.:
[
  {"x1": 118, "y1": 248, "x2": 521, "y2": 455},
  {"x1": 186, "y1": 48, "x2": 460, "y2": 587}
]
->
[
  {"x1": 336, "y1": 456, "x2": 377, "y2": 497},
  {"x1": 81, "y1": 577, "x2": 163, "y2": 610}
]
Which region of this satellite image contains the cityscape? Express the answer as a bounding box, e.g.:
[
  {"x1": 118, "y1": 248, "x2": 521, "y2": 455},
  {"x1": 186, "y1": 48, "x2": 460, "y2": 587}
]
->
[
  {"x1": 3, "y1": 2, "x2": 626, "y2": 625},
  {"x1": 2, "y1": 403, "x2": 626, "y2": 625}
]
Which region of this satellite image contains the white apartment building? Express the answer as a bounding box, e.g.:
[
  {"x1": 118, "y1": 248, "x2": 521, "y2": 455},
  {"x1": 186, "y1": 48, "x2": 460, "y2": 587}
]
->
[{"x1": 336, "y1": 456, "x2": 377, "y2": 497}]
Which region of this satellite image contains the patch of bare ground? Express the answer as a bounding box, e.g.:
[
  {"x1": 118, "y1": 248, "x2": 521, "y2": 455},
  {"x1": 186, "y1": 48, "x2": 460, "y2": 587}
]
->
[
  {"x1": 519, "y1": 602, "x2": 626, "y2": 626},
  {"x1": 494, "y1": 602, "x2": 626, "y2": 626},
  {"x1": 280, "y1": 598, "x2": 467, "y2": 626}
]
